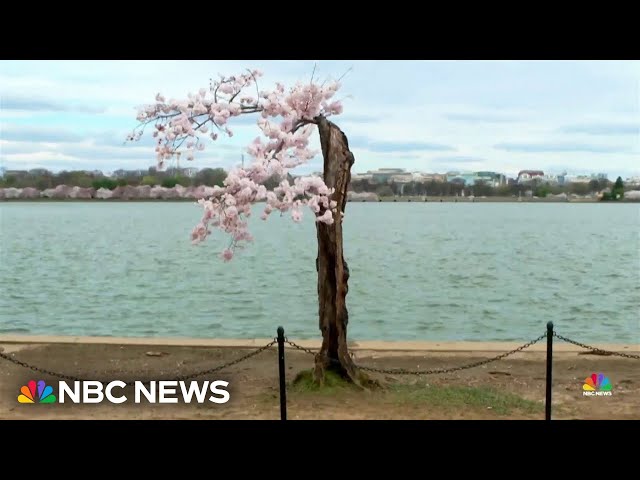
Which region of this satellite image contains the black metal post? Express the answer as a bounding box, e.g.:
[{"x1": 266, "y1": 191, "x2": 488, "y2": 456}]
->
[
  {"x1": 545, "y1": 321, "x2": 553, "y2": 421},
  {"x1": 277, "y1": 326, "x2": 287, "y2": 421}
]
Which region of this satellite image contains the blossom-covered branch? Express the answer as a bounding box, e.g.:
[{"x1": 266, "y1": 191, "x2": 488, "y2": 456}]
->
[{"x1": 128, "y1": 69, "x2": 345, "y2": 261}]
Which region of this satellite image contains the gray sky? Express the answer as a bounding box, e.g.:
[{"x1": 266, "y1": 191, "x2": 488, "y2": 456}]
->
[{"x1": 1, "y1": 60, "x2": 638, "y2": 179}]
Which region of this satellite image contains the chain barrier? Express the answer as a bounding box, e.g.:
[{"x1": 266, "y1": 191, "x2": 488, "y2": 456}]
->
[
  {"x1": 0, "y1": 340, "x2": 277, "y2": 385},
  {"x1": 553, "y1": 333, "x2": 640, "y2": 360},
  {"x1": 283, "y1": 338, "x2": 318, "y2": 357},
  {"x1": 356, "y1": 333, "x2": 548, "y2": 375},
  {"x1": 286, "y1": 333, "x2": 547, "y2": 375},
  {"x1": 0, "y1": 350, "x2": 87, "y2": 382},
  {"x1": 2, "y1": 330, "x2": 637, "y2": 383},
  {"x1": 164, "y1": 340, "x2": 277, "y2": 384}
]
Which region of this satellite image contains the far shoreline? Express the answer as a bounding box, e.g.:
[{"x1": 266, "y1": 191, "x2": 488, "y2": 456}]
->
[{"x1": 1, "y1": 196, "x2": 638, "y2": 204}]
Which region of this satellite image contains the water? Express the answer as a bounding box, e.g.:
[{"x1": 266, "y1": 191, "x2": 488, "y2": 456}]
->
[{"x1": 0, "y1": 202, "x2": 638, "y2": 343}]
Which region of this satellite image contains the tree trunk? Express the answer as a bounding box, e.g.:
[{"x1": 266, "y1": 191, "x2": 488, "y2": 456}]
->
[{"x1": 312, "y1": 116, "x2": 366, "y2": 386}]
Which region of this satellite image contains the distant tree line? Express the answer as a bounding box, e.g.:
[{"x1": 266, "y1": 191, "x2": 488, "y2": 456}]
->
[
  {"x1": 0, "y1": 168, "x2": 629, "y2": 201},
  {"x1": 349, "y1": 177, "x2": 624, "y2": 198},
  {"x1": 0, "y1": 167, "x2": 288, "y2": 191}
]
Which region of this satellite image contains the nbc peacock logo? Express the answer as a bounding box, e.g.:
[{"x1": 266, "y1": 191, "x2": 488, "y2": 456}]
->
[
  {"x1": 18, "y1": 380, "x2": 57, "y2": 404},
  {"x1": 582, "y1": 373, "x2": 613, "y2": 397}
]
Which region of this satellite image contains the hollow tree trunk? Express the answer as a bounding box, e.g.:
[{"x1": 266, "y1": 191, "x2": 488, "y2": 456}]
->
[{"x1": 312, "y1": 116, "x2": 364, "y2": 386}]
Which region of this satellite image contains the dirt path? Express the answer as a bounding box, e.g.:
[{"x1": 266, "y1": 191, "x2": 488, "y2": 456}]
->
[{"x1": 1, "y1": 343, "x2": 638, "y2": 420}]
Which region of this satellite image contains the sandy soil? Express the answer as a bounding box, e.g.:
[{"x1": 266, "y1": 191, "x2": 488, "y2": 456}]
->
[{"x1": 1, "y1": 341, "x2": 638, "y2": 420}]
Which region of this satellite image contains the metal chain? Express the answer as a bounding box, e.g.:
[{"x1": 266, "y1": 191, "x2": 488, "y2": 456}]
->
[
  {"x1": 0, "y1": 340, "x2": 277, "y2": 386},
  {"x1": 356, "y1": 333, "x2": 547, "y2": 375},
  {"x1": 0, "y1": 351, "x2": 86, "y2": 382},
  {"x1": 553, "y1": 333, "x2": 640, "y2": 360},
  {"x1": 286, "y1": 333, "x2": 547, "y2": 375},
  {"x1": 284, "y1": 338, "x2": 318, "y2": 356},
  {"x1": 164, "y1": 340, "x2": 277, "y2": 384}
]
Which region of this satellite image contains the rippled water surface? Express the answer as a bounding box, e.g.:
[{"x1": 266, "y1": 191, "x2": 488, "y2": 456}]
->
[{"x1": 1, "y1": 202, "x2": 638, "y2": 343}]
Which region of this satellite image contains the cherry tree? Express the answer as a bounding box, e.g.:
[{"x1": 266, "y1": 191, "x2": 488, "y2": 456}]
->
[{"x1": 129, "y1": 69, "x2": 370, "y2": 385}]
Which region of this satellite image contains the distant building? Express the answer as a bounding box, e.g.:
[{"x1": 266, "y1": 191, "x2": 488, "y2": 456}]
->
[
  {"x1": 389, "y1": 173, "x2": 413, "y2": 184},
  {"x1": 446, "y1": 171, "x2": 505, "y2": 187},
  {"x1": 556, "y1": 171, "x2": 567, "y2": 185},
  {"x1": 421, "y1": 173, "x2": 447, "y2": 183},
  {"x1": 565, "y1": 175, "x2": 592, "y2": 184},
  {"x1": 448, "y1": 173, "x2": 477, "y2": 186},
  {"x1": 180, "y1": 167, "x2": 199, "y2": 178},
  {"x1": 353, "y1": 169, "x2": 447, "y2": 185},
  {"x1": 517, "y1": 170, "x2": 545, "y2": 184},
  {"x1": 554, "y1": 173, "x2": 607, "y2": 185},
  {"x1": 112, "y1": 169, "x2": 147, "y2": 178},
  {"x1": 410, "y1": 172, "x2": 446, "y2": 183},
  {"x1": 367, "y1": 168, "x2": 406, "y2": 183},
  {"x1": 4, "y1": 170, "x2": 28, "y2": 178},
  {"x1": 353, "y1": 168, "x2": 505, "y2": 186},
  {"x1": 625, "y1": 176, "x2": 640, "y2": 186},
  {"x1": 351, "y1": 173, "x2": 373, "y2": 182},
  {"x1": 474, "y1": 171, "x2": 506, "y2": 187},
  {"x1": 540, "y1": 172, "x2": 571, "y2": 185}
]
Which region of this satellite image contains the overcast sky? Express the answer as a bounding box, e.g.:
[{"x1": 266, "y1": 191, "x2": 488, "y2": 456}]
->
[{"x1": 1, "y1": 60, "x2": 638, "y2": 179}]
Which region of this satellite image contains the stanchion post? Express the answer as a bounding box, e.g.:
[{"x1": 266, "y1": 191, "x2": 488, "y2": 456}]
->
[
  {"x1": 277, "y1": 326, "x2": 287, "y2": 421},
  {"x1": 545, "y1": 321, "x2": 554, "y2": 421}
]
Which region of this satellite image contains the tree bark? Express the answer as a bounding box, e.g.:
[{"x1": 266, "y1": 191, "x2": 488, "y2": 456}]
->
[{"x1": 312, "y1": 116, "x2": 364, "y2": 386}]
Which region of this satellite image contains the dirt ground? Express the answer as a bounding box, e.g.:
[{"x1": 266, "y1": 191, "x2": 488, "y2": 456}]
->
[{"x1": 0, "y1": 342, "x2": 638, "y2": 420}]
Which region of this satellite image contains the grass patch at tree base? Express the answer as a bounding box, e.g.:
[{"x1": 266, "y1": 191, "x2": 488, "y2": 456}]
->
[
  {"x1": 291, "y1": 369, "x2": 361, "y2": 394},
  {"x1": 289, "y1": 371, "x2": 543, "y2": 416},
  {"x1": 391, "y1": 383, "x2": 543, "y2": 415}
]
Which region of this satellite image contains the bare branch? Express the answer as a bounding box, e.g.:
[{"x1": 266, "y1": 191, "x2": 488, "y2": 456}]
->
[
  {"x1": 247, "y1": 68, "x2": 261, "y2": 103},
  {"x1": 192, "y1": 117, "x2": 211, "y2": 131},
  {"x1": 293, "y1": 118, "x2": 317, "y2": 133},
  {"x1": 337, "y1": 66, "x2": 353, "y2": 83},
  {"x1": 141, "y1": 112, "x2": 182, "y2": 122},
  {"x1": 239, "y1": 105, "x2": 262, "y2": 113},
  {"x1": 269, "y1": 118, "x2": 317, "y2": 158},
  {"x1": 211, "y1": 119, "x2": 224, "y2": 132},
  {"x1": 229, "y1": 84, "x2": 242, "y2": 103},
  {"x1": 174, "y1": 135, "x2": 189, "y2": 151},
  {"x1": 310, "y1": 63, "x2": 317, "y2": 85}
]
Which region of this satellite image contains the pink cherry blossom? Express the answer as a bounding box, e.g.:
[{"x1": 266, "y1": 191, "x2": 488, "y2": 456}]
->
[
  {"x1": 129, "y1": 69, "x2": 347, "y2": 259},
  {"x1": 219, "y1": 83, "x2": 234, "y2": 95},
  {"x1": 291, "y1": 209, "x2": 303, "y2": 222},
  {"x1": 316, "y1": 209, "x2": 334, "y2": 224}
]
